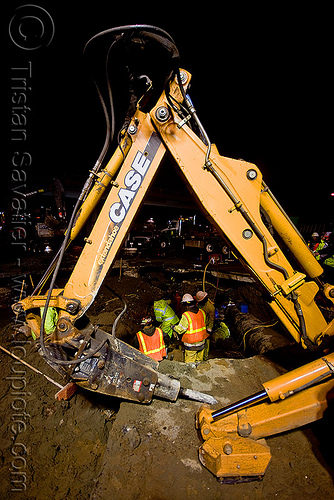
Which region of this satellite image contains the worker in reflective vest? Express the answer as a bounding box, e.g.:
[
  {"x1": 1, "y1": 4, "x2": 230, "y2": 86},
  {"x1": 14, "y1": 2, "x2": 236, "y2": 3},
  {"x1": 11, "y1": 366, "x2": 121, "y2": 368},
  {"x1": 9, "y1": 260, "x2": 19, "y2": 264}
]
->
[
  {"x1": 317, "y1": 232, "x2": 334, "y2": 282},
  {"x1": 153, "y1": 299, "x2": 179, "y2": 339},
  {"x1": 308, "y1": 232, "x2": 327, "y2": 260},
  {"x1": 173, "y1": 294, "x2": 208, "y2": 363},
  {"x1": 136, "y1": 317, "x2": 167, "y2": 361}
]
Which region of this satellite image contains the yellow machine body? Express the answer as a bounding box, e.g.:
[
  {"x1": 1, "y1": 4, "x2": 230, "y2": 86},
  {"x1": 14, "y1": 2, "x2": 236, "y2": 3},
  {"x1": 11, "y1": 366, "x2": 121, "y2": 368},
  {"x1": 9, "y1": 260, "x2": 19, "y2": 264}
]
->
[
  {"x1": 196, "y1": 353, "x2": 334, "y2": 479},
  {"x1": 10, "y1": 35, "x2": 334, "y2": 482},
  {"x1": 16, "y1": 71, "x2": 334, "y2": 347}
]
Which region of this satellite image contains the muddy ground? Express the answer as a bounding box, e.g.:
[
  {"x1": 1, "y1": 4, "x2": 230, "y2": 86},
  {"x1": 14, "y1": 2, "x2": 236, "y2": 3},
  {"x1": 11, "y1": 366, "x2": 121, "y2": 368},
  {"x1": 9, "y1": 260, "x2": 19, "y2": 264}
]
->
[{"x1": 0, "y1": 253, "x2": 334, "y2": 499}]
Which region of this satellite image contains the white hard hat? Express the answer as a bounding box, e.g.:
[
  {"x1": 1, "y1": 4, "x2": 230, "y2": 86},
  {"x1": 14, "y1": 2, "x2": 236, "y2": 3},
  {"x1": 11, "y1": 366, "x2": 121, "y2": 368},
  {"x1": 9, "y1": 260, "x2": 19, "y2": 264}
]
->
[
  {"x1": 195, "y1": 291, "x2": 208, "y2": 302},
  {"x1": 312, "y1": 232, "x2": 319, "y2": 237},
  {"x1": 181, "y1": 293, "x2": 194, "y2": 303}
]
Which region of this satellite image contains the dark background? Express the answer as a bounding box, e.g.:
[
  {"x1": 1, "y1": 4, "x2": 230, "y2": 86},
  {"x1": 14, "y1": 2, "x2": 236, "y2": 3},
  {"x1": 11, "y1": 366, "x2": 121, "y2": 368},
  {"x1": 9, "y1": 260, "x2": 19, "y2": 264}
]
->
[{"x1": 4, "y1": 1, "x2": 333, "y2": 227}]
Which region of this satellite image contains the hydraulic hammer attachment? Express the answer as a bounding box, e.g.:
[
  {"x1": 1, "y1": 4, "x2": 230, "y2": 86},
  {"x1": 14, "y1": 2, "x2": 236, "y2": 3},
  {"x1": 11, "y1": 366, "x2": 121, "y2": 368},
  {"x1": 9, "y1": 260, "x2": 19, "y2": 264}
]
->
[
  {"x1": 43, "y1": 327, "x2": 216, "y2": 404},
  {"x1": 196, "y1": 353, "x2": 334, "y2": 481}
]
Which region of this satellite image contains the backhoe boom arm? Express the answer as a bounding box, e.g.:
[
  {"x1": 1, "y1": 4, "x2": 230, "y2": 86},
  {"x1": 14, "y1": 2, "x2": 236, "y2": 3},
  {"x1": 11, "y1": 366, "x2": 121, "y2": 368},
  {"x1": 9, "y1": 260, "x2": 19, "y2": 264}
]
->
[
  {"x1": 10, "y1": 25, "x2": 334, "y2": 481},
  {"x1": 13, "y1": 70, "x2": 334, "y2": 349}
]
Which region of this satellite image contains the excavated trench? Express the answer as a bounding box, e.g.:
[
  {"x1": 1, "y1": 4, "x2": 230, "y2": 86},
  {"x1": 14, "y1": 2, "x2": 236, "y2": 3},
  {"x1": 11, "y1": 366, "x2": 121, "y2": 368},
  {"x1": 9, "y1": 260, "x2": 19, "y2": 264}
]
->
[{"x1": 0, "y1": 253, "x2": 333, "y2": 499}]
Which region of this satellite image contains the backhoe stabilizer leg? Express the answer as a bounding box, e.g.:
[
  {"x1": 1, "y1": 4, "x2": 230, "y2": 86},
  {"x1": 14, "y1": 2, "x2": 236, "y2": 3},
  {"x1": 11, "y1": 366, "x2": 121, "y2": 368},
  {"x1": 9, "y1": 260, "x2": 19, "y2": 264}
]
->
[
  {"x1": 196, "y1": 354, "x2": 334, "y2": 480},
  {"x1": 199, "y1": 434, "x2": 271, "y2": 481}
]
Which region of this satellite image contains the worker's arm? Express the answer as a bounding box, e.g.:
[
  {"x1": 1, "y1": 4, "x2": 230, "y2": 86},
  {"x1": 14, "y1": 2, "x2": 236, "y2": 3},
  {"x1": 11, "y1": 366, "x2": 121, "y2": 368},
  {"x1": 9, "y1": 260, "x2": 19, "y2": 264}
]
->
[
  {"x1": 206, "y1": 302, "x2": 215, "y2": 332},
  {"x1": 162, "y1": 331, "x2": 172, "y2": 346},
  {"x1": 132, "y1": 333, "x2": 140, "y2": 350},
  {"x1": 173, "y1": 314, "x2": 188, "y2": 338}
]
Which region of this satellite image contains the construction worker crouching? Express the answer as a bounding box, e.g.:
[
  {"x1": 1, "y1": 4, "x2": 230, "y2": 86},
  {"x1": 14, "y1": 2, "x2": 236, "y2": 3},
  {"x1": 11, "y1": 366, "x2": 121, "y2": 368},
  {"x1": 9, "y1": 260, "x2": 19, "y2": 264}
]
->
[
  {"x1": 173, "y1": 294, "x2": 208, "y2": 364},
  {"x1": 136, "y1": 317, "x2": 167, "y2": 362},
  {"x1": 153, "y1": 298, "x2": 179, "y2": 342}
]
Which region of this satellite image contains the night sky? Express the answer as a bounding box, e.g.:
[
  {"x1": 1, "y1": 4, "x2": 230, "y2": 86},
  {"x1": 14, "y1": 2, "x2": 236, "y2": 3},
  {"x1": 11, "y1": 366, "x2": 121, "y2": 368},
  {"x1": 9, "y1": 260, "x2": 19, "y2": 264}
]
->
[{"x1": 5, "y1": 2, "x2": 333, "y2": 227}]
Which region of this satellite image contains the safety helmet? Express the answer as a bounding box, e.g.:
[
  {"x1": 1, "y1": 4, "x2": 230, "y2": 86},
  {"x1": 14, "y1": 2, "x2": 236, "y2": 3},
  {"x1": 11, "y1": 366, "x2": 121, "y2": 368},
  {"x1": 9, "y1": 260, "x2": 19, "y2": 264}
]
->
[
  {"x1": 181, "y1": 293, "x2": 194, "y2": 303},
  {"x1": 312, "y1": 232, "x2": 319, "y2": 237},
  {"x1": 195, "y1": 291, "x2": 208, "y2": 302}
]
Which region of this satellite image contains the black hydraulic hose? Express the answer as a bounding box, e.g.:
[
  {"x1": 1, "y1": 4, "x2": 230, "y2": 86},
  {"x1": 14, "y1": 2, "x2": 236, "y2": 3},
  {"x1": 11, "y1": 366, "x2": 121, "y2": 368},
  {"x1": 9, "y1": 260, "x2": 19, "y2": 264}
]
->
[
  {"x1": 83, "y1": 24, "x2": 181, "y2": 171},
  {"x1": 83, "y1": 36, "x2": 121, "y2": 170},
  {"x1": 291, "y1": 292, "x2": 317, "y2": 350},
  {"x1": 38, "y1": 194, "x2": 83, "y2": 364},
  {"x1": 104, "y1": 285, "x2": 127, "y2": 338},
  {"x1": 33, "y1": 247, "x2": 62, "y2": 295},
  {"x1": 38, "y1": 24, "x2": 180, "y2": 366},
  {"x1": 83, "y1": 24, "x2": 177, "y2": 54},
  {"x1": 44, "y1": 337, "x2": 108, "y2": 367},
  {"x1": 203, "y1": 162, "x2": 289, "y2": 280},
  {"x1": 38, "y1": 145, "x2": 107, "y2": 363}
]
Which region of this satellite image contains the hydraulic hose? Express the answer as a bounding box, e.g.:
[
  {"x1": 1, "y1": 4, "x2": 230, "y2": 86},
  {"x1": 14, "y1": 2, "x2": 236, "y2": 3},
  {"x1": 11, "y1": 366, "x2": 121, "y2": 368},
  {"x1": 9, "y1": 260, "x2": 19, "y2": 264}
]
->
[
  {"x1": 291, "y1": 292, "x2": 317, "y2": 350},
  {"x1": 104, "y1": 285, "x2": 127, "y2": 338},
  {"x1": 203, "y1": 161, "x2": 289, "y2": 280},
  {"x1": 38, "y1": 191, "x2": 86, "y2": 364},
  {"x1": 83, "y1": 24, "x2": 177, "y2": 53},
  {"x1": 38, "y1": 139, "x2": 114, "y2": 364},
  {"x1": 205, "y1": 161, "x2": 316, "y2": 348},
  {"x1": 37, "y1": 25, "x2": 181, "y2": 367}
]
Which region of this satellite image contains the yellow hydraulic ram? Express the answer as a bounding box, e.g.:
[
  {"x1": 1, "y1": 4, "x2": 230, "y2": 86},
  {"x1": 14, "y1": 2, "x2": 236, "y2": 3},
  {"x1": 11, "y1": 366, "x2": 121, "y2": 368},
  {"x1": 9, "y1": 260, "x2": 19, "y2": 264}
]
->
[
  {"x1": 260, "y1": 183, "x2": 323, "y2": 279},
  {"x1": 196, "y1": 353, "x2": 334, "y2": 481}
]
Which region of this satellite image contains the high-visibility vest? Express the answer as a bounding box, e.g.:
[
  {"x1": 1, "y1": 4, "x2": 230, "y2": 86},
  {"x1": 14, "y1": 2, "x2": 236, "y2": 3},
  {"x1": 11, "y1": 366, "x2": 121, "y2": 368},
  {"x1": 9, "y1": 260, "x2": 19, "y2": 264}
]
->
[
  {"x1": 181, "y1": 310, "x2": 208, "y2": 344},
  {"x1": 324, "y1": 255, "x2": 334, "y2": 268},
  {"x1": 154, "y1": 300, "x2": 179, "y2": 337},
  {"x1": 136, "y1": 328, "x2": 167, "y2": 361},
  {"x1": 312, "y1": 240, "x2": 326, "y2": 260}
]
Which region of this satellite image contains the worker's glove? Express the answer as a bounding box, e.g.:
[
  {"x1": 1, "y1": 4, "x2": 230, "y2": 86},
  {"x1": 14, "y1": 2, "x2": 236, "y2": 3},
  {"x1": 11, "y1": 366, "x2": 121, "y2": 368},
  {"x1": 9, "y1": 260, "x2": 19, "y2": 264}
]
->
[{"x1": 171, "y1": 324, "x2": 182, "y2": 340}]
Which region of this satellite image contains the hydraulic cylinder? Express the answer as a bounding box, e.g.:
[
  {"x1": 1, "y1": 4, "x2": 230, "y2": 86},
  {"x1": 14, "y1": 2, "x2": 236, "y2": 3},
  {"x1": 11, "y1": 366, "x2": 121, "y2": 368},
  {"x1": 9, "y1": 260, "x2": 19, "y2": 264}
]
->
[{"x1": 260, "y1": 186, "x2": 323, "y2": 278}]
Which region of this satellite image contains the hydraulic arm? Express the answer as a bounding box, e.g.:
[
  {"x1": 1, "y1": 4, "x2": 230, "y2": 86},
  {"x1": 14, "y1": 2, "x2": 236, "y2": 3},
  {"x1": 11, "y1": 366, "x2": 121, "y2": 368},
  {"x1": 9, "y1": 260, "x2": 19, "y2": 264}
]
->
[
  {"x1": 10, "y1": 25, "x2": 334, "y2": 462},
  {"x1": 196, "y1": 353, "x2": 334, "y2": 480},
  {"x1": 14, "y1": 64, "x2": 334, "y2": 348}
]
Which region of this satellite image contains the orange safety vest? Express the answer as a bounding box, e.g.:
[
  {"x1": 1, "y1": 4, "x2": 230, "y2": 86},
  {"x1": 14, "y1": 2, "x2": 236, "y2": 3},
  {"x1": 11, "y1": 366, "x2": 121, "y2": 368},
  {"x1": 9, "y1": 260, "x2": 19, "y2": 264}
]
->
[
  {"x1": 136, "y1": 328, "x2": 167, "y2": 361},
  {"x1": 181, "y1": 310, "x2": 208, "y2": 344}
]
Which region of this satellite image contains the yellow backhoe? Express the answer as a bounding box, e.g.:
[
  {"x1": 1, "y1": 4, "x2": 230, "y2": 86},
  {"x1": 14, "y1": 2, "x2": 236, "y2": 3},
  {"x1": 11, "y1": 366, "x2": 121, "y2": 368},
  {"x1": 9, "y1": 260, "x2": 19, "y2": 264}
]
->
[{"x1": 11, "y1": 25, "x2": 334, "y2": 481}]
